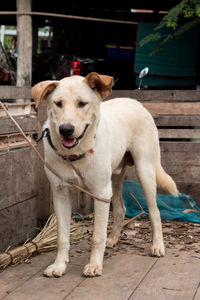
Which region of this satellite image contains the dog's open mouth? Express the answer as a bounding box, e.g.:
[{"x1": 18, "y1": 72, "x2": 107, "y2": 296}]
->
[
  {"x1": 62, "y1": 138, "x2": 79, "y2": 149},
  {"x1": 62, "y1": 124, "x2": 89, "y2": 149}
]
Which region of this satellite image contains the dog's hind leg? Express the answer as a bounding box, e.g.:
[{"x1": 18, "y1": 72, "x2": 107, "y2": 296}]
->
[
  {"x1": 135, "y1": 159, "x2": 165, "y2": 257},
  {"x1": 106, "y1": 167, "x2": 126, "y2": 248}
]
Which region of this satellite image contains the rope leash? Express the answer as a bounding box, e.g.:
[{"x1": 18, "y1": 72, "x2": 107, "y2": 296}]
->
[{"x1": 0, "y1": 101, "x2": 110, "y2": 203}]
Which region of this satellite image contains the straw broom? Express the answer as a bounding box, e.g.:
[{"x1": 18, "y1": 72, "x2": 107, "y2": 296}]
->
[{"x1": 0, "y1": 213, "x2": 90, "y2": 269}]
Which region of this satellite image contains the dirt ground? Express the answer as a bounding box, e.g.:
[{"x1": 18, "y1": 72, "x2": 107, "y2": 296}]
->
[{"x1": 72, "y1": 214, "x2": 200, "y2": 259}]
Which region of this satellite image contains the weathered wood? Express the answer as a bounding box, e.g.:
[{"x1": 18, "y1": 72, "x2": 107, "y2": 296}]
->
[
  {"x1": 0, "y1": 197, "x2": 38, "y2": 252},
  {"x1": 2, "y1": 88, "x2": 199, "y2": 102},
  {"x1": 4, "y1": 258, "x2": 87, "y2": 300},
  {"x1": 160, "y1": 142, "x2": 200, "y2": 201},
  {"x1": 143, "y1": 102, "x2": 200, "y2": 115},
  {"x1": 0, "y1": 241, "x2": 89, "y2": 300},
  {"x1": 0, "y1": 131, "x2": 37, "y2": 151},
  {"x1": 0, "y1": 102, "x2": 35, "y2": 117},
  {"x1": 130, "y1": 251, "x2": 200, "y2": 300},
  {"x1": 67, "y1": 254, "x2": 157, "y2": 300},
  {"x1": 0, "y1": 86, "x2": 31, "y2": 100},
  {"x1": 3, "y1": 250, "x2": 156, "y2": 300},
  {"x1": 2, "y1": 88, "x2": 197, "y2": 103},
  {"x1": 0, "y1": 147, "x2": 38, "y2": 211},
  {"x1": 16, "y1": 0, "x2": 32, "y2": 91},
  {"x1": 0, "y1": 251, "x2": 56, "y2": 299},
  {"x1": 154, "y1": 115, "x2": 200, "y2": 127},
  {"x1": 0, "y1": 115, "x2": 38, "y2": 135},
  {"x1": 175, "y1": 182, "x2": 200, "y2": 205},
  {"x1": 158, "y1": 129, "x2": 200, "y2": 139},
  {"x1": 1, "y1": 240, "x2": 200, "y2": 299},
  {"x1": 126, "y1": 164, "x2": 200, "y2": 185},
  {"x1": 160, "y1": 141, "x2": 200, "y2": 152},
  {"x1": 161, "y1": 147, "x2": 200, "y2": 166},
  {"x1": 109, "y1": 90, "x2": 200, "y2": 101},
  {"x1": 160, "y1": 164, "x2": 200, "y2": 184}
]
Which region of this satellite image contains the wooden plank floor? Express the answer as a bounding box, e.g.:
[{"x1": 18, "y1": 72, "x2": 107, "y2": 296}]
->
[{"x1": 0, "y1": 240, "x2": 200, "y2": 300}]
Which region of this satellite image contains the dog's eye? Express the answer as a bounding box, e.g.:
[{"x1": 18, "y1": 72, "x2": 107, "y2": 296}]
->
[
  {"x1": 78, "y1": 101, "x2": 88, "y2": 108},
  {"x1": 55, "y1": 101, "x2": 62, "y2": 108}
]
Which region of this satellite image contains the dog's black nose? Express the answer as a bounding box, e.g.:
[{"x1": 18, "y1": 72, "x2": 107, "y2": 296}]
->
[{"x1": 59, "y1": 124, "x2": 75, "y2": 137}]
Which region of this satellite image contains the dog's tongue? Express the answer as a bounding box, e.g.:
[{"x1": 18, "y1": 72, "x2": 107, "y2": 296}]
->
[{"x1": 62, "y1": 138, "x2": 77, "y2": 148}]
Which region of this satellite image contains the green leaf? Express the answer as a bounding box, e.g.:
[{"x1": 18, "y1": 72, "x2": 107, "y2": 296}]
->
[
  {"x1": 139, "y1": 32, "x2": 161, "y2": 47},
  {"x1": 139, "y1": 0, "x2": 200, "y2": 55}
]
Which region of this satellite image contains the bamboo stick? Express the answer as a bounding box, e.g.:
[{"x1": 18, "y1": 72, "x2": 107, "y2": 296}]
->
[{"x1": 0, "y1": 11, "x2": 137, "y2": 25}]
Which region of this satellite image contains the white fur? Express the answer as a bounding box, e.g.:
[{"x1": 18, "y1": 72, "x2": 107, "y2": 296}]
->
[{"x1": 34, "y1": 75, "x2": 178, "y2": 278}]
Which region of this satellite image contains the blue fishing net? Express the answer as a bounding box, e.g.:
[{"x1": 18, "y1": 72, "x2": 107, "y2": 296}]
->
[{"x1": 122, "y1": 180, "x2": 200, "y2": 223}]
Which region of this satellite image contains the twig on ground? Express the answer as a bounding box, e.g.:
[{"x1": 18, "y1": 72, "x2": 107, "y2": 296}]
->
[{"x1": 123, "y1": 192, "x2": 148, "y2": 227}]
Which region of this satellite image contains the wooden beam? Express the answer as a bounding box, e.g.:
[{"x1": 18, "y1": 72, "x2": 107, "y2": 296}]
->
[
  {"x1": 0, "y1": 115, "x2": 38, "y2": 135},
  {"x1": 1, "y1": 86, "x2": 199, "y2": 103},
  {"x1": 154, "y1": 115, "x2": 200, "y2": 127},
  {"x1": 0, "y1": 86, "x2": 31, "y2": 99},
  {"x1": 143, "y1": 102, "x2": 200, "y2": 115},
  {"x1": 109, "y1": 90, "x2": 200, "y2": 101},
  {"x1": 0, "y1": 102, "x2": 35, "y2": 117},
  {"x1": 0, "y1": 11, "x2": 138, "y2": 25},
  {"x1": 0, "y1": 131, "x2": 37, "y2": 151},
  {"x1": 158, "y1": 129, "x2": 200, "y2": 139},
  {"x1": 16, "y1": 0, "x2": 32, "y2": 93},
  {"x1": 1, "y1": 88, "x2": 199, "y2": 103}
]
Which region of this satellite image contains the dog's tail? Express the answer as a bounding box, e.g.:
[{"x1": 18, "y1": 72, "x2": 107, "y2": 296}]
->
[{"x1": 156, "y1": 154, "x2": 179, "y2": 197}]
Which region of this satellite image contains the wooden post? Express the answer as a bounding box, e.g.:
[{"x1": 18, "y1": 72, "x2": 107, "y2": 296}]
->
[{"x1": 16, "y1": 0, "x2": 32, "y2": 91}]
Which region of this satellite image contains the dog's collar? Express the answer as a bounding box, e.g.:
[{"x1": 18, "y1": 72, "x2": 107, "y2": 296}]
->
[{"x1": 37, "y1": 128, "x2": 94, "y2": 162}]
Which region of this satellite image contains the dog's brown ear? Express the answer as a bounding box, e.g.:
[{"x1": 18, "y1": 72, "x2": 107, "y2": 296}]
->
[
  {"x1": 32, "y1": 80, "x2": 59, "y2": 108},
  {"x1": 84, "y1": 72, "x2": 114, "y2": 100}
]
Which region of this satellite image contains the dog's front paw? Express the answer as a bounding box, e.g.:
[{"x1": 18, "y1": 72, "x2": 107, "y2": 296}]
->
[
  {"x1": 151, "y1": 242, "x2": 165, "y2": 257},
  {"x1": 83, "y1": 263, "x2": 102, "y2": 277},
  {"x1": 43, "y1": 262, "x2": 67, "y2": 278}
]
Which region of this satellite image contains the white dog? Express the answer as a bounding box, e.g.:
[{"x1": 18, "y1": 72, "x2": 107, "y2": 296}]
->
[{"x1": 32, "y1": 72, "x2": 178, "y2": 278}]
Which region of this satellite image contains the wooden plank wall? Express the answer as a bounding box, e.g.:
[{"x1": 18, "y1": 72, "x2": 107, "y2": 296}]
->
[
  {"x1": 0, "y1": 101, "x2": 40, "y2": 252},
  {"x1": 0, "y1": 0, "x2": 34, "y2": 252}
]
